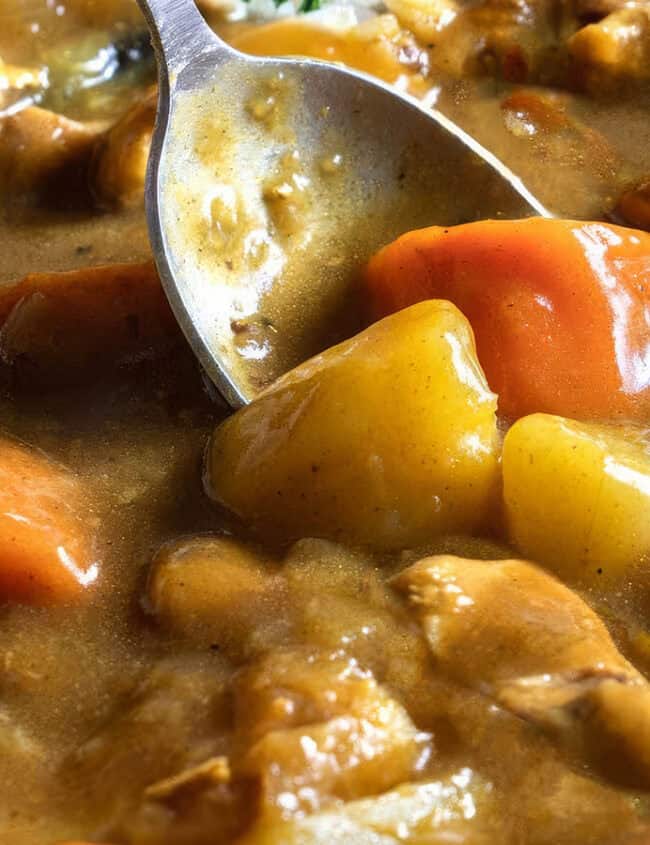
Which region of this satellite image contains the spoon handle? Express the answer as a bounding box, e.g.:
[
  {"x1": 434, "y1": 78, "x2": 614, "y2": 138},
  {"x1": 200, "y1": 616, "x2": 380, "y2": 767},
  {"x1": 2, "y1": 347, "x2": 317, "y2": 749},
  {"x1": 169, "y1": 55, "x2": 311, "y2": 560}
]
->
[{"x1": 137, "y1": 0, "x2": 235, "y2": 73}]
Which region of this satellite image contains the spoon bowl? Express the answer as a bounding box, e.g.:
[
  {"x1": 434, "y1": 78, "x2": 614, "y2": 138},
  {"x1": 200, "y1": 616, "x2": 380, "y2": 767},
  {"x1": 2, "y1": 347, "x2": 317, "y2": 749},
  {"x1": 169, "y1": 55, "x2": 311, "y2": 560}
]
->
[{"x1": 138, "y1": 0, "x2": 549, "y2": 407}]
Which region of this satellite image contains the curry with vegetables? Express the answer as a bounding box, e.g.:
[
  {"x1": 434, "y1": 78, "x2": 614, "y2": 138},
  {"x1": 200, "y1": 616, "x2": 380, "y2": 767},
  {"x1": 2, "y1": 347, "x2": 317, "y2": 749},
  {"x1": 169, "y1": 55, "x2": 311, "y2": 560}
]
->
[{"x1": 2, "y1": 1, "x2": 650, "y2": 844}]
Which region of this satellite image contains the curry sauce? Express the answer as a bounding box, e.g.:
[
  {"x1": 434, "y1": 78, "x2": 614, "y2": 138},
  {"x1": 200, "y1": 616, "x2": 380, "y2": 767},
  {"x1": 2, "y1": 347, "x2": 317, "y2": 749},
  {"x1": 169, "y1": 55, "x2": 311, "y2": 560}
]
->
[{"x1": 1, "y1": 2, "x2": 650, "y2": 844}]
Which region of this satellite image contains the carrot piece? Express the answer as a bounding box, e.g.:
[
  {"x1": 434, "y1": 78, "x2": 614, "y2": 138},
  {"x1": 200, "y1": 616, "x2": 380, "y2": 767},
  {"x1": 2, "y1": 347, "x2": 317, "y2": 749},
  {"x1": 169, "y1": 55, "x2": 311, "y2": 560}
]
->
[
  {"x1": 0, "y1": 437, "x2": 98, "y2": 605},
  {"x1": 0, "y1": 260, "x2": 169, "y2": 327},
  {"x1": 364, "y1": 218, "x2": 650, "y2": 422},
  {"x1": 0, "y1": 261, "x2": 178, "y2": 384}
]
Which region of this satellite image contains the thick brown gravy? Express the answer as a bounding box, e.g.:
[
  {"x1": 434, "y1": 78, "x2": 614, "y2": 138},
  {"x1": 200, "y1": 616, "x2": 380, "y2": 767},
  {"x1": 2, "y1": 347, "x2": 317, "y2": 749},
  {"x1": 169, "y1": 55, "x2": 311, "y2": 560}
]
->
[{"x1": 1, "y1": 2, "x2": 650, "y2": 844}]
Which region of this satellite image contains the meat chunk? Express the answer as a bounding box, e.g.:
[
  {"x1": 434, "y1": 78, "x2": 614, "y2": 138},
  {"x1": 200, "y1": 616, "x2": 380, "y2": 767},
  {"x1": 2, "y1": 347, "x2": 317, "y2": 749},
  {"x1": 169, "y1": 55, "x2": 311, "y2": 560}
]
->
[
  {"x1": 238, "y1": 768, "x2": 494, "y2": 845},
  {"x1": 233, "y1": 651, "x2": 433, "y2": 819},
  {"x1": 386, "y1": 0, "x2": 577, "y2": 83},
  {"x1": 93, "y1": 651, "x2": 432, "y2": 842},
  {"x1": 147, "y1": 535, "x2": 287, "y2": 659},
  {"x1": 568, "y1": 6, "x2": 650, "y2": 92},
  {"x1": 0, "y1": 107, "x2": 98, "y2": 203},
  {"x1": 393, "y1": 555, "x2": 650, "y2": 788},
  {"x1": 92, "y1": 89, "x2": 155, "y2": 208},
  {"x1": 66, "y1": 657, "x2": 237, "y2": 841}
]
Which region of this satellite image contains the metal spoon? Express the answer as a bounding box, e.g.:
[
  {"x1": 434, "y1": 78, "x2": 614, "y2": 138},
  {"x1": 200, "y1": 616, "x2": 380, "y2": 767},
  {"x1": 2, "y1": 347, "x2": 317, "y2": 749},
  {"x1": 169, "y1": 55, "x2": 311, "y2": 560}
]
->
[{"x1": 137, "y1": 0, "x2": 548, "y2": 408}]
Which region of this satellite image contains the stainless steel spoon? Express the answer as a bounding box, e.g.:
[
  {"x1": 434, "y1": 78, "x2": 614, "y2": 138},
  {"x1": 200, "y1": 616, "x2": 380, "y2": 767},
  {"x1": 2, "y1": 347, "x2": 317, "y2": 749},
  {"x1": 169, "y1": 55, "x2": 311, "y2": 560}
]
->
[{"x1": 137, "y1": 0, "x2": 549, "y2": 408}]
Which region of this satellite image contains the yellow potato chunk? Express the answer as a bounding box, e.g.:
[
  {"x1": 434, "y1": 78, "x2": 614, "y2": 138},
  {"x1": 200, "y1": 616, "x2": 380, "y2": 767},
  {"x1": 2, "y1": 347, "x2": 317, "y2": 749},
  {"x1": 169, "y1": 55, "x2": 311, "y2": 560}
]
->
[
  {"x1": 208, "y1": 301, "x2": 499, "y2": 550},
  {"x1": 503, "y1": 413, "x2": 650, "y2": 583}
]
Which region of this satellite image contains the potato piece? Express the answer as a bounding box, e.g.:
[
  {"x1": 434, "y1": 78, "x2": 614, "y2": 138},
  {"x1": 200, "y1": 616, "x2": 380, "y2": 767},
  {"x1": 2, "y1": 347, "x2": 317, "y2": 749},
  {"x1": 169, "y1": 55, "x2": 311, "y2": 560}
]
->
[
  {"x1": 92, "y1": 88, "x2": 156, "y2": 208},
  {"x1": 208, "y1": 301, "x2": 499, "y2": 550},
  {"x1": 502, "y1": 413, "x2": 650, "y2": 583},
  {"x1": 147, "y1": 535, "x2": 286, "y2": 656}
]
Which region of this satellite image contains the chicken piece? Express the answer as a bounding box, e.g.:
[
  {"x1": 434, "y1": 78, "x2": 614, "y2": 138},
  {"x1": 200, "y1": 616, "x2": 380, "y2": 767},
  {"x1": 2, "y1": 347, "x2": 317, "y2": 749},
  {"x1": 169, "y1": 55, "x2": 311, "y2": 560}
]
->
[
  {"x1": 380, "y1": 0, "x2": 460, "y2": 50},
  {"x1": 66, "y1": 657, "x2": 235, "y2": 838},
  {"x1": 393, "y1": 555, "x2": 650, "y2": 788},
  {"x1": 0, "y1": 106, "x2": 99, "y2": 202},
  {"x1": 92, "y1": 88, "x2": 156, "y2": 208},
  {"x1": 117, "y1": 755, "x2": 254, "y2": 845},
  {"x1": 568, "y1": 6, "x2": 650, "y2": 92},
  {"x1": 239, "y1": 768, "x2": 493, "y2": 845},
  {"x1": 386, "y1": 0, "x2": 576, "y2": 83},
  {"x1": 119, "y1": 651, "x2": 431, "y2": 839},
  {"x1": 233, "y1": 651, "x2": 432, "y2": 819},
  {"x1": 147, "y1": 535, "x2": 287, "y2": 659},
  {"x1": 282, "y1": 539, "x2": 435, "y2": 714}
]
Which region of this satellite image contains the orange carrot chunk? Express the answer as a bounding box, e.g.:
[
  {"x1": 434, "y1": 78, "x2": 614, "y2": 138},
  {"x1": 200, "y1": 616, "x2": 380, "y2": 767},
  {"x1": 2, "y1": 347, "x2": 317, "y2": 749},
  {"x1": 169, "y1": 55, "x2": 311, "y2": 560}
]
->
[
  {"x1": 364, "y1": 218, "x2": 650, "y2": 422},
  {"x1": 0, "y1": 438, "x2": 98, "y2": 605}
]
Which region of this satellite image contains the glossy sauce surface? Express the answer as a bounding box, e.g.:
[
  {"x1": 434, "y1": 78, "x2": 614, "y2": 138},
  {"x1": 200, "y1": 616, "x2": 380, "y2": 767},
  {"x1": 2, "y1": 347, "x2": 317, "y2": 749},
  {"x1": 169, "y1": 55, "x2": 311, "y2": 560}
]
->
[{"x1": 1, "y1": 2, "x2": 650, "y2": 844}]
